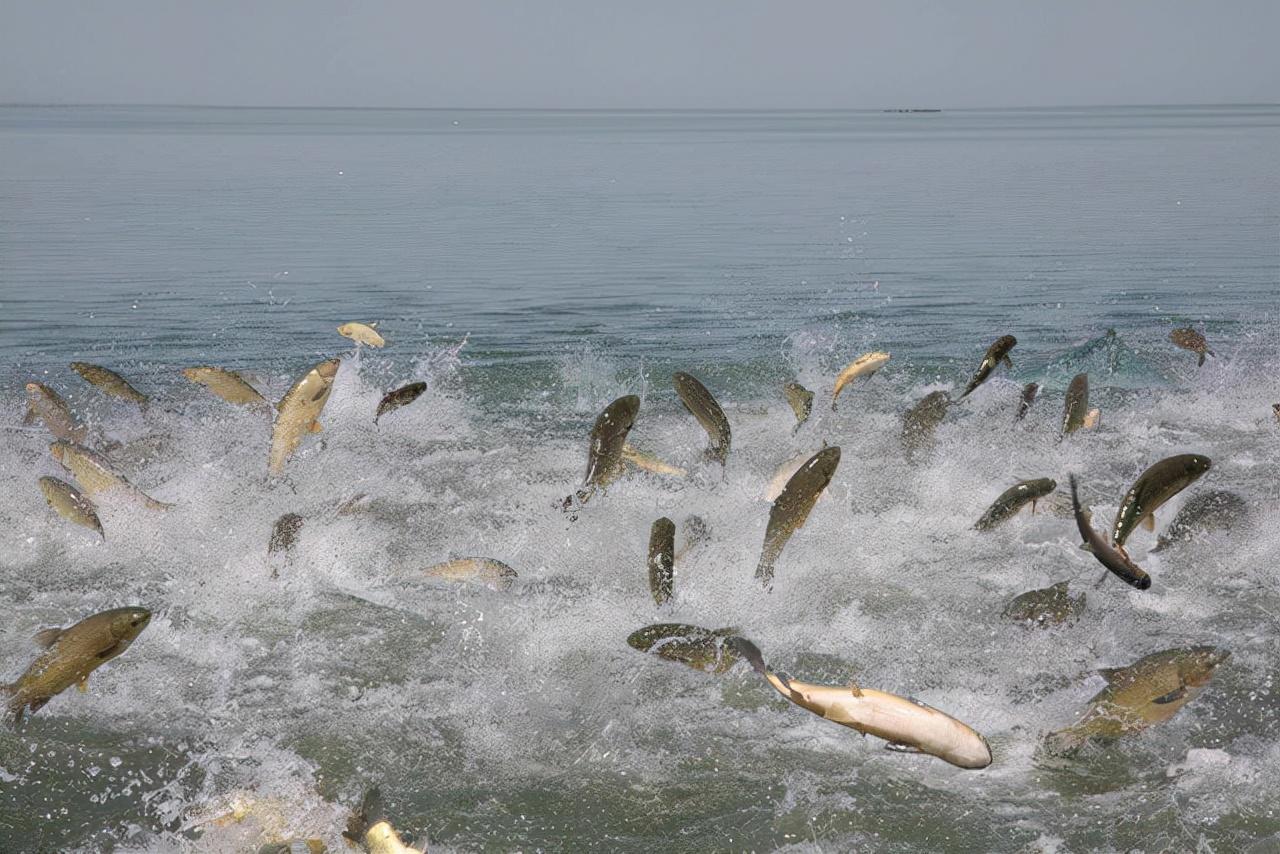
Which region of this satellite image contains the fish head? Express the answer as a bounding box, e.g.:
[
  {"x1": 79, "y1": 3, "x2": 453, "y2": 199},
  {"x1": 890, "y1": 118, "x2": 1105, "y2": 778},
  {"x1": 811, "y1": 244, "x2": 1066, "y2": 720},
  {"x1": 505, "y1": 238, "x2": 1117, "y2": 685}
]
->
[
  {"x1": 315, "y1": 359, "x2": 341, "y2": 380},
  {"x1": 108, "y1": 607, "x2": 152, "y2": 641},
  {"x1": 1181, "y1": 455, "x2": 1213, "y2": 479},
  {"x1": 1179, "y1": 646, "x2": 1230, "y2": 685}
]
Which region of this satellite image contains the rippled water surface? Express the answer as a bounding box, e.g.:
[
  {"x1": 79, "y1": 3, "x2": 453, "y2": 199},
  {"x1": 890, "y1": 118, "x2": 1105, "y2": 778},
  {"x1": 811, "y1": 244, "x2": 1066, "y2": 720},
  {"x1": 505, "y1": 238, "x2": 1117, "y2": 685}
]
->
[{"x1": 1, "y1": 105, "x2": 1279, "y2": 852}]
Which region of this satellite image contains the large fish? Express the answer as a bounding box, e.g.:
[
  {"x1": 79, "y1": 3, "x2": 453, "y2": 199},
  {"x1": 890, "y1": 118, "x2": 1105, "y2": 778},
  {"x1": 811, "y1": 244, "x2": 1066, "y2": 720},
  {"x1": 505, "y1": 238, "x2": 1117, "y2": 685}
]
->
[
  {"x1": 1069, "y1": 475, "x2": 1151, "y2": 589},
  {"x1": 344, "y1": 787, "x2": 423, "y2": 854},
  {"x1": 3, "y1": 606, "x2": 151, "y2": 727},
  {"x1": 70, "y1": 362, "x2": 148, "y2": 409},
  {"x1": 562, "y1": 394, "x2": 640, "y2": 511},
  {"x1": 374, "y1": 381, "x2": 427, "y2": 424},
  {"x1": 783, "y1": 381, "x2": 814, "y2": 431},
  {"x1": 49, "y1": 441, "x2": 173, "y2": 510},
  {"x1": 1002, "y1": 582, "x2": 1084, "y2": 628},
  {"x1": 1014, "y1": 382, "x2": 1039, "y2": 422},
  {"x1": 647, "y1": 517, "x2": 675, "y2": 605},
  {"x1": 38, "y1": 476, "x2": 104, "y2": 538},
  {"x1": 269, "y1": 358, "x2": 341, "y2": 474},
  {"x1": 901, "y1": 390, "x2": 951, "y2": 456},
  {"x1": 1043, "y1": 646, "x2": 1229, "y2": 755},
  {"x1": 755, "y1": 446, "x2": 840, "y2": 587},
  {"x1": 831, "y1": 352, "x2": 890, "y2": 411},
  {"x1": 731, "y1": 638, "x2": 992, "y2": 770},
  {"x1": 1151, "y1": 490, "x2": 1249, "y2": 552},
  {"x1": 673, "y1": 372, "x2": 731, "y2": 466},
  {"x1": 337, "y1": 322, "x2": 386, "y2": 348},
  {"x1": 959, "y1": 335, "x2": 1016, "y2": 399},
  {"x1": 973, "y1": 478, "x2": 1057, "y2": 531},
  {"x1": 626, "y1": 623, "x2": 740, "y2": 673},
  {"x1": 1169, "y1": 328, "x2": 1213, "y2": 366},
  {"x1": 1112, "y1": 454, "x2": 1212, "y2": 549},
  {"x1": 422, "y1": 557, "x2": 518, "y2": 591},
  {"x1": 24, "y1": 382, "x2": 88, "y2": 443},
  {"x1": 1059, "y1": 373, "x2": 1093, "y2": 438},
  {"x1": 182, "y1": 366, "x2": 269, "y2": 408}
]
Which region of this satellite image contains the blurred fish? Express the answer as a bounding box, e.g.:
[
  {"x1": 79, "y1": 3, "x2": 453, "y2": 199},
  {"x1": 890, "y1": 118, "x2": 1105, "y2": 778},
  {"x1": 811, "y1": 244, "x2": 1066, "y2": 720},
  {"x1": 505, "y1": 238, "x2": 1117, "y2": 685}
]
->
[
  {"x1": 257, "y1": 842, "x2": 326, "y2": 854},
  {"x1": 24, "y1": 382, "x2": 88, "y2": 443},
  {"x1": 1059, "y1": 373, "x2": 1090, "y2": 439},
  {"x1": 344, "y1": 787, "x2": 423, "y2": 854},
  {"x1": 1169, "y1": 327, "x2": 1213, "y2": 366},
  {"x1": 1112, "y1": 454, "x2": 1212, "y2": 549},
  {"x1": 337, "y1": 322, "x2": 386, "y2": 348},
  {"x1": 675, "y1": 514, "x2": 710, "y2": 560},
  {"x1": 335, "y1": 492, "x2": 372, "y2": 516},
  {"x1": 268, "y1": 512, "x2": 304, "y2": 564},
  {"x1": 49, "y1": 440, "x2": 173, "y2": 510},
  {"x1": 731, "y1": 638, "x2": 992, "y2": 770},
  {"x1": 959, "y1": 335, "x2": 1016, "y2": 399},
  {"x1": 1014, "y1": 382, "x2": 1039, "y2": 422},
  {"x1": 422, "y1": 557, "x2": 517, "y2": 591},
  {"x1": 270, "y1": 358, "x2": 340, "y2": 474},
  {"x1": 973, "y1": 478, "x2": 1057, "y2": 531},
  {"x1": 1273, "y1": 403, "x2": 1280, "y2": 424},
  {"x1": 647, "y1": 517, "x2": 675, "y2": 605},
  {"x1": 1151, "y1": 490, "x2": 1249, "y2": 552},
  {"x1": 755, "y1": 446, "x2": 840, "y2": 587},
  {"x1": 1043, "y1": 646, "x2": 1229, "y2": 755},
  {"x1": 901, "y1": 390, "x2": 950, "y2": 456},
  {"x1": 1002, "y1": 582, "x2": 1084, "y2": 627},
  {"x1": 3, "y1": 606, "x2": 151, "y2": 727},
  {"x1": 831, "y1": 351, "x2": 890, "y2": 411},
  {"x1": 38, "y1": 476, "x2": 103, "y2": 538},
  {"x1": 673, "y1": 371, "x2": 731, "y2": 466},
  {"x1": 783, "y1": 381, "x2": 814, "y2": 431},
  {"x1": 182, "y1": 366, "x2": 269, "y2": 408},
  {"x1": 375, "y1": 381, "x2": 427, "y2": 424},
  {"x1": 626, "y1": 623, "x2": 739, "y2": 673},
  {"x1": 70, "y1": 361, "x2": 148, "y2": 409},
  {"x1": 1069, "y1": 475, "x2": 1151, "y2": 590},
  {"x1": 621, "y1": 443, "x2": 687, "y2": 478},
  {"x1": 561, "y1": 394, "x2": 639, "y2": 512}
]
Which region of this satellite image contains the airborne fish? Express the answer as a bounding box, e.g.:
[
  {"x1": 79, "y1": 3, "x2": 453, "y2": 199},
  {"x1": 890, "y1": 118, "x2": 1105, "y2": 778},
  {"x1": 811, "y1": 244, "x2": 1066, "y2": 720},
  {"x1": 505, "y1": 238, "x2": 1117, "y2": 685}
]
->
[
  {"x1": 647, "y1": 517, "x2": 675, "y2": 605},
  {"x1": 959, "y1": 335, "x2": 1016, "y2": 399},
  {"x1": 783, "y1": 382, "x2": 814, "y2": 432},
  {"x1": 831, "y1": 352, "x2": 890, "y2": 411},
  {"x1": 422, "y1": 557, "x2": 518, "y2": 591},
  {"x1": 337, "y1": 322, "x2": 386, "y2": 348},
  {"x1": 269, "y1": 358, "x2": 340, "y2": 474},
  {"x1": 24, "y1": 382, "x2": 88, "y2": 443},
  {"x1": 901, "y1": 390, "x2": 951, "y2": 456},
  {"x1": 1059, "y1": 373, "x2": 1091, "y2": 438},
  {"x1": 1069, "y1": 475, "x2": 1151, "y2": 590},
  {"x1": 1151, "y1": 490, "x2": 1249, "y2": 552},
  {"x1": 973, "y1": 478, "x2": 1057, "y2": 531},
  {"x1": 49, "y1": 441, "x2": 173, "y2": 510},
  {"x1": 673, "y1": 372, "x2": 731, "y2": 466},
  {"x1": 182, "y1": 366, "x2": 269, "y2": 408},
  {"x1": 1002, "y1": 582, "x2": 1084, "y2": 627},
  {"x1": 1014, "y1": 382, "x2": 1039, "y2": 422},
  {"x1": 561, "y1": 394, "x2": 640, "y2": 512},
  {"x1": 374, "y1": 381, "x2": 427, "y2": 424},
  {"x1": 626, "y1": 623, "x2": 740, "y2": 673},
  {"x1": 1112, "y1": 454, "x2": 1212, "y2": 549},
  {"x1": 70, "y1": 362, "x2": 148, "y2": 409},
  {"x1": 1169, "y1": 328, "x2": 1213, "y2": 366},
  {"x1": 38, "y1": 476, "x2": 104, "y2": 538},
  {"x1": 755, "y1": 446, "x2": 840, "y2": 587}
]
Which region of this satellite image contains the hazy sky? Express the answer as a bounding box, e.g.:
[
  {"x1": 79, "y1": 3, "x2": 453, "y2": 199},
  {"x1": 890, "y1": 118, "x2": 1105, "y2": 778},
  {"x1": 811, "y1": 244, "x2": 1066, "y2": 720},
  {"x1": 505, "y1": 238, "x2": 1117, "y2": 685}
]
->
[{"x1": 2, "y1": 1, "x2": 1276, "y2": 109}]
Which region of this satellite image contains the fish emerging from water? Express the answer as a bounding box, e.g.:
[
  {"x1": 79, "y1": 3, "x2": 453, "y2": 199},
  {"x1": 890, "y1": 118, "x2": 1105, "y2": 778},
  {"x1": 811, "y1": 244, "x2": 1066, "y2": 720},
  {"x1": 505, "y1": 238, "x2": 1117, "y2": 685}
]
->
[
  {"x1": 1002, "y1": 582, "x2": 1084, "y2": 627},
  {"x1": 973, "y1": 478, "x2": 1057, "y2": 531},
  {"x1": 755, "y1": 446, "x2": 840, "y2": 587},
  {"x1": 1042, "y1": 646, "x2": 1229, "y2": 756},
  {"x1": 959, "y1": 335, "x2": 1016, "y2": 399},
  {"x1": 24, "y1": 382, "x2": 88, "y2": 443},
  {"x1": 1069, "y1": 475, "x2": 1151, "y2": 590},
  {"x1": 1059, "y1": 373, "x2": 1097, "y2": 438},
  {"x1": 344, "y1": 787, "x2": 423, "y2": 854},
  {"x1": 901, "y1": 390, "x2": 951, "y2": 456},
  {"x1": 375, "y1": 381, "x2": 427, "y2": 424},
  {"x1": 831, "y1": 352, "x2": 890, "y2": 411},
  {"x1": 182, "y1": 366, "x2": 270, "y2": 408},
  {"x1": 1169, "y1": 327, "x2": 1213, "y2": 366},
  {"x1": 673, "y1": 372, "x2": 731, "y2": 466},
  {"x1": 1151, "y1": 490, "x2": 1250, "y2": 552},
  {"x1": 337, "y1": 322, "x2": 386, "y2": 348},
  {"x1": 269, "y1": 358, "x2": 340, "y2": 474},
  {"x1": 647, "y1": 517, "x2": 675, "y2": 605},
  {"x1": 621, "y1": 444, "x2": 687, "y2": 478},
  {"x1": 626, "y1": 623, "x2": 740, "y2": 673},
  {"x1": 783, "y1": 381, "x2": 814, "y2": 432},
  {"x1": 730, "y1": 638, "x2": 993, "y2": 769},
  {"x1": 70, "y1": 362, "x2": 148, "y2": 409},
  {"x1": 50, "y1": 440, "x2": 173, "y2": 510},
  {"x1": 1112, "y1": 454, "x2": 1212, "y2": 549},
  {"x1": 3, "y1": 606, "x2": 151, "y2": 727},
  {"x1": 1014, "y1": 382, "x2": 1039, "y2": 422},
  {"x1": 38, "y1": 476, "x2": 104, "y2": 538},
  {"x1": 562, "y1": 394, "x2": 640, "y2": 512},
  {"x1": 422, "y1": 557, "x2": 518, "y2": 591}
]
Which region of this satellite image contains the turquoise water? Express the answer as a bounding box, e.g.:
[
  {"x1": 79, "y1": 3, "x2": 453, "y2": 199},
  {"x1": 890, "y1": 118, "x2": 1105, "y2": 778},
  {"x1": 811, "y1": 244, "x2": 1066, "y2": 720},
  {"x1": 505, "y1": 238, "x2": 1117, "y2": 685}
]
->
[{"x1": 1, "y1": 105, "x2": 1279, "y2": 852}]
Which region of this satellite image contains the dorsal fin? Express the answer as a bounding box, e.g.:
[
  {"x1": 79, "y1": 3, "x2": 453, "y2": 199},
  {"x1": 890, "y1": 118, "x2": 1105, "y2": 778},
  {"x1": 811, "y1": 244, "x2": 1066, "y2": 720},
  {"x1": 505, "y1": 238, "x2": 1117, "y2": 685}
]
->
[
  {"x1": 33, "y1": 628, "x2": 63, "y2": 649},
  {"x1": 1098, "y1": 666, "x2": 1128, "y2": 683}
]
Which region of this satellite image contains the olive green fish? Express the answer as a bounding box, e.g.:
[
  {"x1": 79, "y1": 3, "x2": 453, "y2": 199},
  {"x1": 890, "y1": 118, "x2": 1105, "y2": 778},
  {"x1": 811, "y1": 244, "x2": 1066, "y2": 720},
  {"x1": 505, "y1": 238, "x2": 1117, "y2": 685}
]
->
[
  {"x1": 24, "y1": 382, "x2": 88, "y2": 443},
  {"x1": 1151, "y1": 490, "x2": 1249, "y2": 552},
  {"x1": 1069, "y1": 474, "x2": 1151, "y2": 590},
  {"x1": 783, "y1": 381, "x2": 814, "y2": 432},
  {"x1": 374, "y1": 381, "x2": 427, "y2": 424},
  {"x1": 1059, "y1": 373, "x2": 1090, "y2": 438},
  {"x1": 1043, "y1": 646, "x2": 1229, "y2": 755},
  {"x1": 562, "y1": 394, "x2": 640, "y2": 512},
  {"x1": 1014, "y1": 382, "x2": 1039, "y2": 422},
  {"x1": 755, "y1": 446, "x2": 840, "y2": 586},
  {"x1": 49, "y1": 440, "x2": 173, "y2": 510},
  {"x1": 38, "y1": 476, "x2": 104, "y2": 538},
  {"x1": 1002, "y1": 582, "x2": 1084, "y2": 627},
  {"x1": 974, "y1": 478, "x2": 1057, "y2": 531},
  {"x1": 1112, "y1": 454, "x2": 1212, "y2": 549},
  {"x1": 959, "y1": 335, "x2": 1016, "y2": 399},
  {"x1": 901, "y1": 390, "x2": 951, "y2": 455},
  {"x1": 626, "y1": 623, "x2": 740, "y2": 673},
  {"x1": 182, "y1": 366, "x2": 269, "y2": 408},
  {"x1": 1169, "y1": 327, "x2": 1213, "y2": 366},
  {"x1": 3, "y1": 606, "x2": 151, "y2": 727},
  {"x1": 270, "y1": 358, "x2": 340, "y2": 474},
  {"x1": 422, "y1": 557, "x2": 518, "y2": 591},
  {"x1": 647, "y1": 517, "x2": 675, "y2": 605},
  {"x1": 70, "y1": 362, "x2": 148, "y2": 409},
  {"x1": 673, "y1": 372, "x2": 731, "y2": 465}
]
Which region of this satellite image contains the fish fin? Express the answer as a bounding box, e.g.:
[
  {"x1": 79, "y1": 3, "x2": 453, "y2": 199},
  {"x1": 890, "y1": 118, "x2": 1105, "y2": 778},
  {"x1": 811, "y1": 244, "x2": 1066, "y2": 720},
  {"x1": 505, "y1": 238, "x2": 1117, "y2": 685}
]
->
[
  {"x1": 1152, "y1": 686, "x2": 1188, "y2": 705},
  {"x1": 1079, "y1": 540, "x2": 1095, "y2": 553},
  {"x1": 28, "y1": 696, "x2": 50, "y2": 713},
  {"x1": 33, "y1": 628, "x2": 63, "y2": 648},
  {"x1": 1083, "y1": 408, "x2": 1100, "y2": 429},
  {"x1": 344, "y1": 786, "x2": 384, "y2": 845},
  {"x1": 77, "y1": 677, "x2": 89, "y2": 693},
  {"x1": 726, "y1": 637, "x2": 769, "y2": 677},
  {"x1": 1197, "y1": 352, "x2": 1206, "y2": 367},
  {"x1": 1029, "y1": 499, "x2": 1038, "y2": 515},
  {"x1": 1002, "y1": 355, "x2": 1013, "y2": 369},
  {"x1": 1151, "y1": 537, "x2": 1169, "y2": 553},
  {"x1": 1140, "y1": 515, "x2": 1155, "y2": 532},
  {"x1": 308, "y1": 420, "x2": 323, "y2": 434},
  {"x1": 1098, "y1": 666, "x2": 1128, "y2": 683},
  {"x1": 848, "y1": 681, "x2": 863, "y2": 698},
  {"x1": 885, "y1": 741, "x2": 922, "y2": 754}
]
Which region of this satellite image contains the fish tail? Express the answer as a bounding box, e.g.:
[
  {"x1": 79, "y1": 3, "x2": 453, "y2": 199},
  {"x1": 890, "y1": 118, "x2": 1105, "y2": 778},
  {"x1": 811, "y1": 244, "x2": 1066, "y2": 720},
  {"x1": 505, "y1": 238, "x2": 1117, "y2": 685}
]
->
[
  {"x1": 725, "y1": 638, "x2": 768, "y2": 677},
  {"x1": 753, "y1": 557, "x2": 774, "y2": 588},
  {"x1": 343, "y1": 786, "x2": 384, "y2": 845},
  {"x1": 1197, "y1": 351, "x2": 1206, "y2": 367}
]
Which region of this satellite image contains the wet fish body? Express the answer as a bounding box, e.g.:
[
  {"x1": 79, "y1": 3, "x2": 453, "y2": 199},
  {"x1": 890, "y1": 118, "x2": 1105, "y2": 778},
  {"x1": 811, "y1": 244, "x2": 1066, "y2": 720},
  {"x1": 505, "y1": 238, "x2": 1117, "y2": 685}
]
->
[
  {"x1": 344, "y1": 788, "x2": 423, "y2": 854},
  {"x1": 337, "y1": 322, "x2": 386, "y2": 348},
  {"x1": 901, "y1": 391, "x2": 951, "y2": 455},
  {"x1": 647, "y1": 517, "x2": 675, "y2": 605},
  {"x1": 422, "y1": 557, "x2": 518, "y2": 591},
  {"x1": 269, "y1": 358, "x2": 341, "y2": 474},
  {"x1": 959, "y1": 335, "x2": 1016, "y2": 398},
  {"x1": 1002, "y1": 582, "x2": 1084, "y2": 627},
  {"x1": 1014, "y1": 382, "x2": 1039, "y2": 422},
  {"x1": 564, "y1": 394, "x2": 640, "y2": 511},
  {"x1": 182, "y1": 366, "x2": 269, "y2": 408},
  {"x1": 783, "y1": 381, "x2": 814, "y2": 430},
  {"x1": 1112, "y1": 454, "x2": 1212, "y2": 548},
  {"x1": 974, "y1": 478, "x2": 1057, "y2": 531},
  {"x1": 621, "y1": 443, "x2": 687, "y2": 478},
  {"x1": 70, "y1": 362, "x2": 148, "y2": 409},
  {"x1": 1152, "y1": 490, "x2": 1249, "y2": 552},
  {"x1": 24, "y1": 382, "x2": 88, "y2": 443},
  {"x1": 375, "y1": 382, "x2": 427, "y2": 423},
  {"x1": 38, "y1": 476, "x2": 104, "y2": 538},
  {"x1": 831, "y1": 352, "x2": 890, "y2": 410},
  {"x1": 755, "y1": 446, "x2": 840, "y2": 586},
  {"x1": 1060, "y1": 373, "x2": 1089, "y2": 438},
  {"x1": 1169, "y1": 328, "x2": 1213, "y2": 366},
  {"x1": 627, "y1": 623, "x2": 740, "y2": 673},
  {"x1": 49, "y1": 440, "x2": 173, "y2": 510},
  {"x1": 673, "y1": 372, "x2": 731, "y2": 465},
  {"x1": 1069, "y1": 475, "x2": 1151, "y2": 589}
]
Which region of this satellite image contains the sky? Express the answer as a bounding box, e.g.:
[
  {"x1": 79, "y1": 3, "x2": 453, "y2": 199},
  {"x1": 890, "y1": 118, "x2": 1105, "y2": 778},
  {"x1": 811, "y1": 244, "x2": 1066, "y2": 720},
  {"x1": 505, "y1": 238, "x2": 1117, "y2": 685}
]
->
[{"x1": 2, "y1": 1, "x2": 1277, "y2": 109}]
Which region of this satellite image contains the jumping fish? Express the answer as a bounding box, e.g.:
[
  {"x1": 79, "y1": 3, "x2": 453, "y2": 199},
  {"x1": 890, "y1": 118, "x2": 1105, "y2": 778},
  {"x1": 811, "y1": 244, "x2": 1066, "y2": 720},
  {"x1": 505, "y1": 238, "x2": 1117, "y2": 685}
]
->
[
  {"x1": 673, "y1": 372, "x2": 731, "y2": 466},
  {"x1": 730, "y1": 638, "x2": 993, "y2": 769},
  {"x1": 1043, "y1": 646, "x2": 1229, "y2": 755},
  {"x1": 783, "y1": 381, "x2": 814, "y2": 431},
  {"x1": 343, "y1": 787, "x2": 424, "y2": 854},
  {"x1": 562, "y1": 394, "x2": 640, "y2": 511},
  {"x1": 901, "y1": 390, "x2": 951, "y2": 455},
  {"x1": 422, "y1": 557, "x2": 518, "y2": 591},
  {"x1": 626, "y1": 623, "x2": 740, "y2": 673},
  {"x1": 1112, "y1": 454, "x2": 1212, "y2": 549},
  {"x1": 1002, "y1": 582, "x2": 1084, "y2": 627},
  {"x1": 764, "y1": 449, "x2": 831, "y2": 503},
  {"x1": 337, "y1": 322, "x2": 386, "y2": 348},
  {"x1": 973, "y1": 478, "x2": 1057, "y2": 531},
  {"x1": 24, "y1": 382, "x2": 88, "y2": 443},
  {"x1": 1069, "y1": 475, "x2": 1151, "y2": 589},
  {"x1": 1169, "y1": 328, "x2": 1213, "y2": 366},
  {"x1": 49, "y1": 441, "x2": 173, "y2": 510},
  {"x1": 676, "y1": 514, "x2": 710, "y2": 560},
  {"x1": 755, "y1": 446, "x2": 840, "y2": 587},
  {"x1": 37, "y1": 476, "x2": 104, "y2": 538},
  {"x1": 1151, "y1": 490, "x2": 1249, "y2": 552},
  {"x1": 269, "y1": 358, "x2": 340, "y2": 474},
  {"x1": 375, "y1": 381, "x2": 427, "y2": 424},
  {"x1": 831, "y1": 352, "x2": 890, "y2": 411},
  {"x1": 3, "y1": 607, "x2": 151, "y2": 727},
  {"x1": 621, "y1": 444, "x2": 687, "y2": 478},
  {"x1": 182, "y1": 366, "x2": 269, "y2": 408},
  {"x1": 1059, "y1": 373, "x2": 1091, "y2": 438},
  {"x1": 1014, "y1": 382, "x2": 1039, "y2": 422},
  {"x1": 959, "y1": 335, "x2": 1016, "y2": 399},
  {"x1": 70, "y1": 362, "x2": 148, "y2": 409},
  {"x1": 647, "y1": 517, "x2": 675, "y2": 605}
]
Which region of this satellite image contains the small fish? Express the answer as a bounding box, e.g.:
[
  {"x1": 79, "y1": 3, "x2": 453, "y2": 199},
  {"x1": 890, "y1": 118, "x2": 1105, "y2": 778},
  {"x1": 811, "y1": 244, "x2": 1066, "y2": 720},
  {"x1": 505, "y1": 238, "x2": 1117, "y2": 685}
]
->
[
  {"x1": 562, "y1": 394, "x2": 640, "y2": 512},
  {"x1": 626, "y1": 623, "x2": 740, "y2": 673},
  {"x1": 1169, "y1": 327, "x2": 1213, "y2": 366},
  {"x1": 730, "y1": 638, "x2": 992, "y2": 769},
  {"x1": 973, "y1": 478, "x2": 1057, "y2": 531},
  {"x1": 38, "y1": 476, "x2": 104, "y2": 538},
  {"x1": 1151, "y1": 490, "x2": 1249, "y2": 552},
  {"x1": 1060, "y1": 373, "x2": 1090, "y2": 438},
  {"x1": 182, "y1": 366, "x2": 269, "y2": 408},
  {"x1": 375, "y1": 381, "x2": 427, "y2": 424},
  {"x1": 1273, "y1": 403, "x2": 1280, "y2": 424},
  {"x1": 1112, "y1": 454, "x2": 1212, "y2": 548},
  {"x1": 270, "y1": 358, "x2": 341, "y2": 474},
  {"x1": 1069, "y1": 474, "x2": 1151, "y2": 590},
  {"x1": 3, "y1": 606, "x2": 151, "y2": 727},
  {"x1": 1043, "y1": 646, "x2": 1229, "y2": 756},
  {"x1": 1014, "y1": 382, "x2": 1039, "y2": 422},
  {"x1": 49, "y1": 441, "x2": 173, "y2": 510},
  {"x1": 337, "y1": 322, "x2": 386, "y2": 348},
  {"x1": 24, "y1": 383, "x2": 88, "y2": 443},
  {"x1": 422, "y1": 557, "x2": 517, "y2": 591},
  {"x1": 647, "y1": 517, "x2": 675, "y2": 605},
  {"x1": 783, "y1": 381, "x2": 814, "y2": 431},
  {"x1": 70, "y1": 362, "x2": 148, "y2": 409},
  {"x1": 621, "y1": 443, "x2": 687, "y2": 478},
  {"x1": 673, "y1": 372, "x2": 731, "y2": 466},
  {"x1": 831, "y1": 352, "x2": 890, "y2": 411},
  {"x1": 344, "y1": 787, "x2": 424, "y2": 854},
  {"x1": 675, "y1": 515, "x2": 710, "y2": 560},
  {"x1": 901, "y1": 390, "x2": 951, "y2": 456},
  {"x1": 1002, "y1": 582, "x2": 1084, "y2": 627},
  {"x1": 755, "y1": 446, "x2": 840, "y2": 587},
  {"x1": 959, "y1": 335, "x2": 1017, "y2": 399},
  {"x1": 268, "y1": 512, "x2": 304, "y2": 557}
]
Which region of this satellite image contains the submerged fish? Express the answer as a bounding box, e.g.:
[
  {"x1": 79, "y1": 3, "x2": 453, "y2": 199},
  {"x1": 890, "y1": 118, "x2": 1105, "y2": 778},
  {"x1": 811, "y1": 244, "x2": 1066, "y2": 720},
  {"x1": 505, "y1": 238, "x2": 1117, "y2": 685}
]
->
[
  {"x1": 731, "y1": 638, "x2": 992, "y2": 769},
  {"x1": 3, "y1": 606, "x2": 151, "y2": 727},
  {"x1": 182, "y1": 366, "x2": 269, "y2": 408},
  {"x1": 1060, "y1": 373, "x2": 1090, "y2": 438},
  {"x1": 70, "y1": 362, "x2": 148, "y2": 409},
  {"x1": 24, "y1": 382, "x2": 88, "y2": 443},
  {"x1": 676, "y1": 514, "x2": 710, "y2": 560},
  {"x1": 1002, "y1": 582, "x2": 1084, "y2": 627},
  {"x1": 1043, "y1": 646, "x2": 1229, "y2": 755},
  {"x1": 562, "y1": 394, "x2": 640, "y2": 511},
  {"x1": 38, "y1": 476, "x2": 104, "y2": 538},
  {"x1": 621, "y1": 443, "x2": 687, "y2": 478},
  {"x1": 755, "y1": 446, "x2": 840, "y2": 587},
  {"x1": 647, "y1": 517, "x2": 675, "y2": 605},
  {"x1": 268, "y1": 512, "x2": 304, "y2": 558},
  {"x1": 375, "y1": 381, "x2": 427, "y2": 424},
  {"x1": 959, "y1": 335, "x2": 1016, "y2": 399},
  {"x1": 257, "y1": 842, "x2": 326, "y2": 854},
  {"x1": 1014, "y1": 382, "x2": 1039, "y2": 422},
  {"x1": 673, "y1": 372, "x2": 731, "y2": 466},
  {"x1": 974, "y1": 478, "x2": 1057, "y2": 531},
  {"x1": 1112, "y1": 454, "x2": 1212, "y2": 548},
  {"x1": 901, "y1": 390, "x2": 951, "y2": 455},
  {"x1": 626, "y1": 623, "x2": 740, "y2": 673},
  {"x1": 49, "y1": 440, "x2": 173, "y2": 510},
  {"x1": 783, "y1": 381, "x2": 814, "y2": 431},
  {"x1": 337, "y1": 322, "x2": 386, "y2": 348},
  {"x1": 344, "y1": 787, "x2": 423, "y2": 854},
  {"x1": 269, "y1": 358, "x2": 340, "y2": 474},
  {"x1": 1151, "y1": 490, "x2": 1250, "y2": 552},
  {"x1": 831, "y1": 351, "x2": 890, "y2": 411},
  {"x1": 1169, "y1": 327, "x2": 1213, "y2": 366},
  {"x1": 1069, "y1": 475, "x2": 1151, "y2": 590},
  {"x1": 422, "y1": 557, "x2": 518, "y2": 591}
]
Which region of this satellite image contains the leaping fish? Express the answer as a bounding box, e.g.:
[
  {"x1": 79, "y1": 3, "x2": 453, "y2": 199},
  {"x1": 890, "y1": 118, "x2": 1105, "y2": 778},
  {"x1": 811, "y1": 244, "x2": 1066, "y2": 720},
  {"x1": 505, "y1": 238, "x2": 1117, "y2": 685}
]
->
[
  {"x1": 49, "y1": 441, "x2": 173, "y2": 510},
  {"x1": 38, "y1": 476, "x2": 104, "y2": 538},
  {"x1": 959, "y1": 335, "x2": 1016, "y2": 399},
  {"x1": 673, "y1": 372, "x2": 731, "y2": 466},
  {"x1": 831, "y1": 352, "x2": 890, "y2": 411},
  {"x1": 337, "y1": 322, "x2": 386, "y2": 348},
  {"x1": 70, "y1": 362, "x2": 148, "y2": 409},
  {"x1": 24, "y1": 382, "x2": 88, "y2": 443},
  {"x1": 783, "y1": 381, "x2": 814, "y2": 432},
  {"x1": 561, "y1": 394, "x2": 640, "y2": 512},
  {"x1": 269, "y1": 358, "x2": 340, "y2": 474},
  {"x1": 182, "y1": 366, "x2": 269, "y2": 408},
  {"x1": 1111, "y1": 454, "x2": 1212, "y2": 549},
  {"x1": 755, "y1": 446, "x2": 840, "y2": 587}
]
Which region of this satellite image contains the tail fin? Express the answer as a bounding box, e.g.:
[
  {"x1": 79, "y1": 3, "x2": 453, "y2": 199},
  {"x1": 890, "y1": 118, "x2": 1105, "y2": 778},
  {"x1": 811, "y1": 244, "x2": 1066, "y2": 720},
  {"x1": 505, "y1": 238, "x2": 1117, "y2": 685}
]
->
[
  {"x1": 726, "y1": 637, "x2": 768, "y2": 676},
  {"x1": 343, "y1": 786, "x2": 384, "y2": 846},
  {"x1": 1197, "y1": 352, "x2": 1206, "y2": 367}
]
